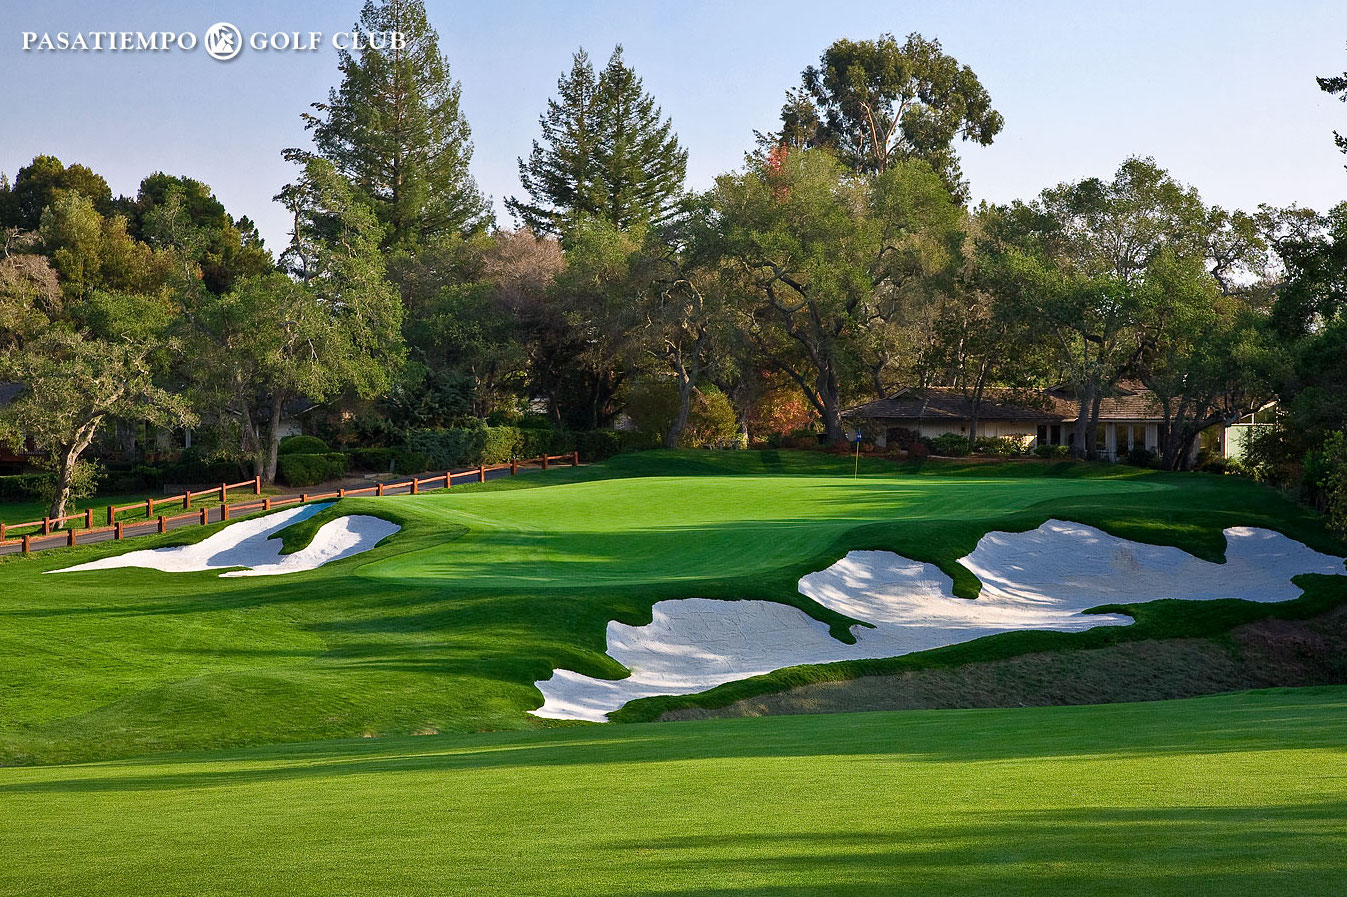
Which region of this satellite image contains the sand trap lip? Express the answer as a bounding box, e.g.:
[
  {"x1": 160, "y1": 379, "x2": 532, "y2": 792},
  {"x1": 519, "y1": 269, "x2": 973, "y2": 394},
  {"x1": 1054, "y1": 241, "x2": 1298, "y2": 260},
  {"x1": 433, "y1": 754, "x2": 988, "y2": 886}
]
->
[
  {"x1": 48, "y1": 504, "x2": 401, "y2": 577},
  {"x1": 532, "y1": 520, "x2": 1345, "y2": 722}
]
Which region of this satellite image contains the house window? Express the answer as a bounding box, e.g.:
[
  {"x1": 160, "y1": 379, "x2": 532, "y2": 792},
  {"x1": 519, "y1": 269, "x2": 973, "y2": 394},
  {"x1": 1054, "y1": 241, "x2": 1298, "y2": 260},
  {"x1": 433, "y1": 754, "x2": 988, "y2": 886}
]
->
[
  {"x1": 1132, "y1": 425, "x2": 1146, "y2": 450},
  {"x1": 1116, "y1": 425, "x2": 1130, "y2": 454},
  {"x1": 1050, "y1": 424, "x2": 1062, "y2": 445},
  {"x1": 1037, "y1": 424, "x2": 1048, "y2": 444}
]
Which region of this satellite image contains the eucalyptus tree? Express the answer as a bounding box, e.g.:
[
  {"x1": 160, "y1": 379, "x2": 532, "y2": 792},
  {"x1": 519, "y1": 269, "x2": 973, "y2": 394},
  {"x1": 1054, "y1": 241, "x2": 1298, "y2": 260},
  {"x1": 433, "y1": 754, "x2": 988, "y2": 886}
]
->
[{"x1": 770, "y1": 33, "x2": 1003, "y2": 201}]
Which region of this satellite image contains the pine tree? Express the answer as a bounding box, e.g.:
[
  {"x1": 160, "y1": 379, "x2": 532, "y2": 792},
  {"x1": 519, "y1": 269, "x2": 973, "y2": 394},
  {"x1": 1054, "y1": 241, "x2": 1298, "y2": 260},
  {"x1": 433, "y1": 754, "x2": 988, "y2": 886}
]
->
[
  {"x1": 508, "y1": 47, "x2": 687, "y2": 236},
  {"x1": 300, "y1": 0, "x2": 489, "y2": 249}
]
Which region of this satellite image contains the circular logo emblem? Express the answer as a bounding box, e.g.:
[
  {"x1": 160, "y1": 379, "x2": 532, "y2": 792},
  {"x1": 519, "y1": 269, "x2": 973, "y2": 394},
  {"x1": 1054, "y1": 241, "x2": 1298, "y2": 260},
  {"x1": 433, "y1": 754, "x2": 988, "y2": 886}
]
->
[{"x1": 203, "y1": 22, "x2": 242, "y2": 61}]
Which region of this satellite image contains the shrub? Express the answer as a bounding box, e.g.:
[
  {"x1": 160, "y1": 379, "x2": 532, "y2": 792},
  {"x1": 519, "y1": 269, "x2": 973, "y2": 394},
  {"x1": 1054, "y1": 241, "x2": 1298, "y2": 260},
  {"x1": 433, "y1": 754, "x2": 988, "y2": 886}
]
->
[
  {"x1": 276, "y1": 452, "x2": 348, "y2": 487},
  {"x1": 973, "y1": 436, "x2": 1027, "y2": 456},
  {"x1": 278, "y1": 435, "x2": 330, "y2": 456},
  {"x1": 481, "y1": 426, "x2": 525, "y2": 465},
  {"x1": 346, "y1": 447, "x2": 431, "y2": 474},
  {"x1": 927, "y1": 433, "x2": 971, "y2": 456},
  {"x1": 403, "y1": 427, "x2": 484, "y2": 469},
  {"x1": 885, "y1": 427, "x2": 923, "y2": 452},
  {"x1": 1033, "y1": 444, "x2": 1072, "y2": 459},
  {"x1": 907, "y1": 442, "x2": 931, "y2": 460},
  {"x1": 1126, "y1": 446, "x2": 1158, "y2": 468},
  {"x1": 0, "y1": 473, "x2": 53, "y2": 502},
  {"x1": 683, "y1": 386, "x2": 740, "y2": 448}
]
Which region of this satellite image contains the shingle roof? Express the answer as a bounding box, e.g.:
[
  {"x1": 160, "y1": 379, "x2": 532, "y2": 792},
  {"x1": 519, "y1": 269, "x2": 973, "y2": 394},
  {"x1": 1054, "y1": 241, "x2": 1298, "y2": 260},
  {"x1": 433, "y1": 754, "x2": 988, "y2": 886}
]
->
[{"x1": 845, "y1": 383, "x2": 1164, "y2": 423}]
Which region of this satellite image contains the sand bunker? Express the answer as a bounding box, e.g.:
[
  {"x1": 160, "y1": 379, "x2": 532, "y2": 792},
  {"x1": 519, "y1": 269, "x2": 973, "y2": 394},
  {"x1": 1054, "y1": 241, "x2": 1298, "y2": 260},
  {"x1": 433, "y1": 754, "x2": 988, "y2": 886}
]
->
[
  {"x1": 533, "y1": 520, "x2": 1344, "y2": 721},
  {"x1": 49, "y1": 504, "x2": 400, "y2": 577}
]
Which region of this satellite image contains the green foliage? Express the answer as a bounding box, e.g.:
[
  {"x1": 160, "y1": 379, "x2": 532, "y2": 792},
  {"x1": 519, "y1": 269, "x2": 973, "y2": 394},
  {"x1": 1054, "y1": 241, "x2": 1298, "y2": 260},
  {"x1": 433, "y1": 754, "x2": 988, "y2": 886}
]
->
[
  {"x1": 1319, "y1": 430, "x2": 1347, "y2": 539},
  {"x1": 402, "y1": 424, "x2": 537, "y2": 468},
  {"x1": 278, "y1": 435, "x2": 330, "y2": 456},
  {"x1": 0, "y1": 473, "x2": 54, "y2": 502},
  {"x1": 972, "y1": 435, "x2": 1027, "y2": 456},
  {"x1": 300, "y1": 0, "x2": 488, "y2": 247},
  {"x1": 509, "y1": 46, "x2": 687, "y2": 234},
  {"x1": 928, "y1": 433, "x2": 971, "y2": 456},
  {"x1": 774, "y1": 32, "x2": 1003, "y2": 199},
  {"x1": 346, "y1": 447, "x2": 432, "y2": 474},
  {"x1": 275, "y1": 452, "x2": 348, "y2": 488},
  {"x1": 0, "y1": 155, "x2": 113, "y2": 231},
  {"x1": 1034, "y1": 444, "x2": 1072, "y2": 459}
]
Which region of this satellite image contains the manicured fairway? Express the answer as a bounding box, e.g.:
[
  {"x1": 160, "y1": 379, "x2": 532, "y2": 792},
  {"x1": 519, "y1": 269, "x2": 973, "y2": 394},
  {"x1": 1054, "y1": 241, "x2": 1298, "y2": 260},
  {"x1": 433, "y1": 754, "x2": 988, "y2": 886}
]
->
[
  {"x1": 0, "y1": 451, "x2": 1342, "y2": 764},
  {"x1": 2, "y1": 688, "x2": 1345, "y2": 896}
]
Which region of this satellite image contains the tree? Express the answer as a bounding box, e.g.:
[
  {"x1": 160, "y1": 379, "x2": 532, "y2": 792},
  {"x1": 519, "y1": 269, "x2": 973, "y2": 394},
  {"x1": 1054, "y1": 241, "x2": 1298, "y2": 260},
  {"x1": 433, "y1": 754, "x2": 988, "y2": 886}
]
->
[
  {"x1": 189, "y1": 158, "x2": 405, "y2": 483},
  {"x1": 508, "y1": 46, "x2": 688, "y2": 235},
  {"x1": 1318, "y1": 50, "x2": 1347, "y2": 162},
  {"x1": 706, "y1": 149, "x2": 961, "y2": 442},
  {"x1": 0, "y1": 330, "x2": 193, "y2": 520},
  {"x1": 0, "y1": 155, "x2": 113, "y2": 231},
  {"x1": 769, "y1": 33, "x2": 1003, "y2": 201},
  {"x1": 300, "y1": 0, "x2": 489, "y2": 249}
]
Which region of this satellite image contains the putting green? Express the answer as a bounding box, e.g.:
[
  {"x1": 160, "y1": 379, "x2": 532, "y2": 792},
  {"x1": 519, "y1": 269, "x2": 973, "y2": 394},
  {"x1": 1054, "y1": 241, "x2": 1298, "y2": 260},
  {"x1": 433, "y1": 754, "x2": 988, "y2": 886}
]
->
[
  {"x1": 1, "y1": 688, "x2": 1345, "y2": 896},
  {"x1": 0, "y1": 451, "x2": 1341, "y2": 764}
]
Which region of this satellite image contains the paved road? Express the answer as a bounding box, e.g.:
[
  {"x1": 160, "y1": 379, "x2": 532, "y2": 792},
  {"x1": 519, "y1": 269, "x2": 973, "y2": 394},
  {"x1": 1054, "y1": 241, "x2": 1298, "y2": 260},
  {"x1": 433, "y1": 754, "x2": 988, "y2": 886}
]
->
[{"x1": 0, "y1": 461, "x2": 556, "y2": 557}]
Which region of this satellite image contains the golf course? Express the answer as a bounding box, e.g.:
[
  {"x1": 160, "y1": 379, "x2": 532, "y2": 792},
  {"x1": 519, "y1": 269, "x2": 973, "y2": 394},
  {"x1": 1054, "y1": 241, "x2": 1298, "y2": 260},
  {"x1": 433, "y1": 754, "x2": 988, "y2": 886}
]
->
[{"x1": 3, "y1": 451, "x2": 1347, "y2": 894}]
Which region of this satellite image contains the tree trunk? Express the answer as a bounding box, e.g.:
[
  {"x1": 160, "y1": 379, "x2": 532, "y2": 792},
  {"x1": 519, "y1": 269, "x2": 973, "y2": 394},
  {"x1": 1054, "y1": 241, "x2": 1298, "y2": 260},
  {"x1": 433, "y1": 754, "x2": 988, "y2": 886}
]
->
[
  {"x1": 1086, "y1": 392, "x2": 1103, "y2": 461},
  {"x1": 262, "y1": 397, "x2": 285, "y2": 485},
  {"x1": 47, "y1": 419, "x2": 101, "y2": 521},
  {"x1": 819, "y1": 366, "x2": 845, "y2": 443},
  {"x1": 1071, "y1": 383, "x2": 1093, "y2": 459}
]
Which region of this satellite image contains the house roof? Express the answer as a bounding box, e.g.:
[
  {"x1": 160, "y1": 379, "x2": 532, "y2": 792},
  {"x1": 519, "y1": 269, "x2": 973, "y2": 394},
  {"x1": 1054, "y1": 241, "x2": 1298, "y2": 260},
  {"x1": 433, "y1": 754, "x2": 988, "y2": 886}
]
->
[{"x1": 845, "y1": 383, "x2": 1163, "y2": 424}]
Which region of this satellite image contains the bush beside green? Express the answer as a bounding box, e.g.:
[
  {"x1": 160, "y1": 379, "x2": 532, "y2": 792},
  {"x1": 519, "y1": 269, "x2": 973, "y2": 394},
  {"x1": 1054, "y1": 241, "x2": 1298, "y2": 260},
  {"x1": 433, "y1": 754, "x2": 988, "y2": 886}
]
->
[
  {"x1": 0, "y1": 473, "x2": 53, "y2": 502},
  {"x1": 278, "y1": 435, "x2": 330, "y2": 456},
  {"x1": 927, "y1": 433, "x2": 972, "y2": 456},
  {"x1": 276, "y1": 452, "x2": 348, "y2": 487}
]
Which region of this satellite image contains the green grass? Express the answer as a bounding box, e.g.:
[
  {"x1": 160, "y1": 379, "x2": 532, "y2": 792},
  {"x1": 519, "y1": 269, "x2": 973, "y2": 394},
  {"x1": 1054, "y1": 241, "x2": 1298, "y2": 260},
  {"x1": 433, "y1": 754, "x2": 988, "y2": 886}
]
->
[
  {"x1": 0, "y1": 450, "x2": 1343, "y2": 765},
  {"x1": 1, "y1": 687, "x2": 1345, "y2": 896}
]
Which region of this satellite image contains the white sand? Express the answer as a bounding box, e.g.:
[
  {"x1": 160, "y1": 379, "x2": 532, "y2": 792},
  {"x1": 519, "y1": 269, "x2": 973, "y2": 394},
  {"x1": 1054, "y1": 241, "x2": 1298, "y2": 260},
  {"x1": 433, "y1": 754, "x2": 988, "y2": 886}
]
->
[
  {"x1": 49, "y1": 504, "x2": 400, "y2": 577},
  {"x1": 532, "y1": 520, "x2": 1345, "y2": 721}
]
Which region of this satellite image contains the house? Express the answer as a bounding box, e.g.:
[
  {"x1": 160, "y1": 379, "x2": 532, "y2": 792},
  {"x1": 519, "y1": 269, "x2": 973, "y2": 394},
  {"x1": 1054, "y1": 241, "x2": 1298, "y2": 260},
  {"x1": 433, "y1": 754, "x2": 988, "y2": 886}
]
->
[{"x1": 844, "y1": 383, "x2": 1208, "y2": 461}]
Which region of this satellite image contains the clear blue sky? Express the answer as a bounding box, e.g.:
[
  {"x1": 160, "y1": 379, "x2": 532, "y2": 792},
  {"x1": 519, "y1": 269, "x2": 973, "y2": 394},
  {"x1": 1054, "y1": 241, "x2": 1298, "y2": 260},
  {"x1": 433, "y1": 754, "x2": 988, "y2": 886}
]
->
[{"x1": 2, "y1": 0, "x2": 1346, "y2": 251}]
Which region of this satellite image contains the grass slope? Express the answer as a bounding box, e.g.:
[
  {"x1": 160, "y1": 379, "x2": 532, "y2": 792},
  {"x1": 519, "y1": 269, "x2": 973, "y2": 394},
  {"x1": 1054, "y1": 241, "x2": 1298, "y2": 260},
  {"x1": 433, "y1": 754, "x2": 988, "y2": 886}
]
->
[
  {"x1": 1, "y1": 688, "x2": 1345, "y2": 896},
  {"x1": 0, "y1": 451, "x2": 1342, "y2": 764}
]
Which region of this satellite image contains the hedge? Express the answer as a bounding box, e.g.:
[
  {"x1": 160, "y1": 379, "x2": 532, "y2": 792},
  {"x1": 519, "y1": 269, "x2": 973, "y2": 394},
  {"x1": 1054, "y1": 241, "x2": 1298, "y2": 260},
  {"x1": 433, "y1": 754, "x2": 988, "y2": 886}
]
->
[
  {"x1": 346, "y1": 448, "x2": 433, "y2": 475},
  {"x1": 927, "y1": 433, "x2": 972, "y2": 456},
  {"x1": 276, "y1": 452, "x2": 348, "y2": 488},
  {"x1": 0, "y1": 473, "x2": 52, "y2": 502}
]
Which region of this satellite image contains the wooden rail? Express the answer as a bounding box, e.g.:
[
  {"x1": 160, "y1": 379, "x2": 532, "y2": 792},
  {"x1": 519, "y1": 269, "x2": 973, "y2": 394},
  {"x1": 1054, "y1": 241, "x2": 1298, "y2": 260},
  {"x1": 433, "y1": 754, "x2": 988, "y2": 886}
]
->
[{"x1": 1, "y1": 455, "x2": 579, "y2": 555}]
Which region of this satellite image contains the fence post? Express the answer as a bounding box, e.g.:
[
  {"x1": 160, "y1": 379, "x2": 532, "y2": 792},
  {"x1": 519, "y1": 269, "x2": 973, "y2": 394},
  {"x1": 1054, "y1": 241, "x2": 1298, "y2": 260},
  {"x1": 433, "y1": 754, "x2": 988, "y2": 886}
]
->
[
  {"x1": 478, "y1": 464, "x2": 486, "y2": 483},
  {"x1": 411, "y1": 478, "x2": 419, "y2": 495},
  {"x1": 22, "y1": 534, "x2": 30, "y2": 554},
  {"x1": 264, "y1": 497, "x2": 272, "y2": 511},
  {"x1": 200, "y1": 508, "x2": 208, "y2": 526},
  {"x1": 0, "y1": 522, "x2": 6, "y2": 541},
  {"x1": 572, "y1": 450, "x2": 579, "y2": 466},
  {"x1": 68, "y1": 529, "x2": 76, "y2": 547},
  {"x1": 511, "y1": 459, "x2": 518, "y2": 476},
  {"x1": 221, "y1": 503, "x2": 230, "y2": 522},
  {"x1": 445, "y1": 472, "x2": 452, "y2": 490},
  {"x1": 107, "y1": 505, "x2": 115, "y2": 526},
  {"x1": 184, "y1": 490, "x2": 191, "y2": 510},
  {"x1": 301, "y1": 493, "x2": 308, "y2": 503},
  {"x1": 84, "y1": 508, "x2": 93, "y2": 528},
  {"x1": 339, "y1": 488, "x2": 346, "y2": 498},
  {"x1": 220, "y1": 482, "x2": 228, "y2": 504},
  {"x1": 115, "y1": 522, "x2": 124, "y2": 540},
  {"x1": 542, "y1": 454, "x2": 549, "y2": 470},
  {"x1": 253, "y1": 476, "x2": 261, "y2": 495},
  {"x1": 377, "y1": 483, "x2": 385, "y2": 497},
  {"x1": 144, "y1": 498, "x2": 153, "y2": 519},
  {"x1": 42, "y1": 517, "x2": 51, "y2": 536},
  {"x1": 158, "y1": 515, "x2": 167, "y2": 535}
]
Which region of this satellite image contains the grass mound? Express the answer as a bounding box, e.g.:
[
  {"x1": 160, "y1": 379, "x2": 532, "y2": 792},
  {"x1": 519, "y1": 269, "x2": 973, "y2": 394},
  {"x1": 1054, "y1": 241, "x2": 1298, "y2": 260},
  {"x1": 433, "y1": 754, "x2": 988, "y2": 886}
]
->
[{"x1": 0, "y1": 450, "x2": 1342, "y2": 764}]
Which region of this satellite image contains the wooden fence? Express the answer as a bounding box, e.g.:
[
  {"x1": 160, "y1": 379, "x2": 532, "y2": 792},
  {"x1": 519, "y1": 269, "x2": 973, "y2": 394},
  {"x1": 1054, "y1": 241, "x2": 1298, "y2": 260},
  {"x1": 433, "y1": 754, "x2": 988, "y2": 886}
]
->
[{"x1": 0, "y1": 452, "x2": 579, "y2": 555}]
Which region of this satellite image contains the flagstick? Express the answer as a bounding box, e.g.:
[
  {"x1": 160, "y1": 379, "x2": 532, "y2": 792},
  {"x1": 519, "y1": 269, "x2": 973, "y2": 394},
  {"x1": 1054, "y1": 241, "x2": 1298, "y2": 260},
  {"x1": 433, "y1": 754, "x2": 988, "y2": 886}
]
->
[{"x1": 854, "y1": 436, "x2": 860, "y2": 479}]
